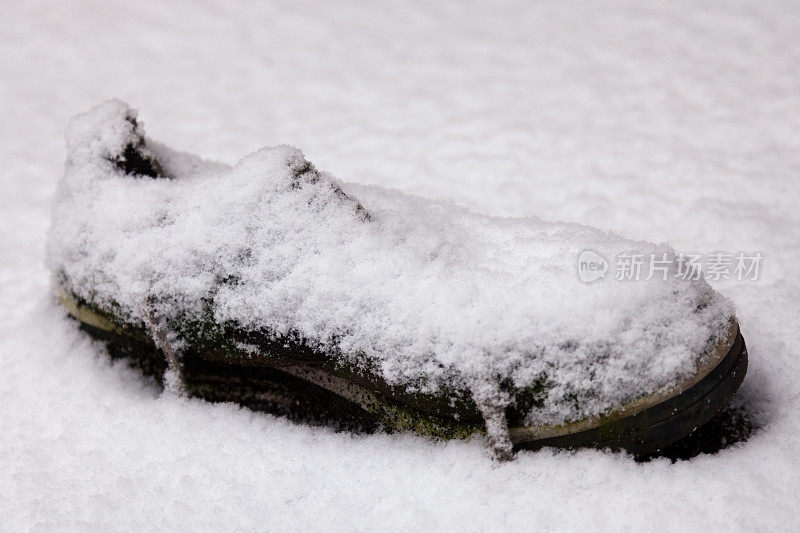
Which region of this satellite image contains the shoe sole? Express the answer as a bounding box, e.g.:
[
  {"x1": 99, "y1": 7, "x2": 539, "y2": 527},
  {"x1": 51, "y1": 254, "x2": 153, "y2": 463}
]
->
[{"x1": 57, "y1": 288, "x2": 747, "y2": 455}]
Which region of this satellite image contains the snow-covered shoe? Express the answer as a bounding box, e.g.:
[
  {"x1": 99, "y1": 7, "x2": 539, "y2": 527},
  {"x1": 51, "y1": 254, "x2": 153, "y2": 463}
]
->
[{"x1": 48, "y1": 101, "x2": 747, "y2": 459}]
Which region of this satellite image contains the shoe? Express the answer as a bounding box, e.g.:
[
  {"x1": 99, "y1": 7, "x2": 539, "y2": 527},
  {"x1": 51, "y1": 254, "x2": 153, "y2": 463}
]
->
[{"x1": 48, "y1": 100, "x2": 747, "y2": 460}]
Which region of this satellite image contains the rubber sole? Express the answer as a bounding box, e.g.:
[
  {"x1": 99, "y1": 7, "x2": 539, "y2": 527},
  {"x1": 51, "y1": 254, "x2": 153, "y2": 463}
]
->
[{"x1": 63, "y1": 302, "x2": 747, "y2": 456}]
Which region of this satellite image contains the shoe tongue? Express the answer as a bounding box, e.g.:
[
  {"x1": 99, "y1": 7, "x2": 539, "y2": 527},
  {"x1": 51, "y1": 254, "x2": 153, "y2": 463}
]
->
[{"x1": 235, "y1": 145, "x2": 370, "y2": 221}]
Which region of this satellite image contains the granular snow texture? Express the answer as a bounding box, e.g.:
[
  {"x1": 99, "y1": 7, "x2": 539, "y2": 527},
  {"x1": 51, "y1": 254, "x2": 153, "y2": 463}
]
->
[
  {"x1": 47, "y1": 99, "x2": 733, "y2": 427},
  {"x1": 1, "y1": 0, "x2": 799, "y2": 531}
]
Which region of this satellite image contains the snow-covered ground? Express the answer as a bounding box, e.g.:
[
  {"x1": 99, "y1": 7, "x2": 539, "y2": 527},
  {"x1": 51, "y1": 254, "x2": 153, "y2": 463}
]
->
[{"x1": 2, "y1": 0, "x2": 798, "y2": 530}]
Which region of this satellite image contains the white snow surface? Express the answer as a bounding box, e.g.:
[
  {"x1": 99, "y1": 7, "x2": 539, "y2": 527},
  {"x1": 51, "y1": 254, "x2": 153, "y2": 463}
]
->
[
  {"x1": 2, "y1": 0, "x2": 799, "y2": 530},
  {"x1": 48, "y1": 99, "x2": 733, "y2": 426}
]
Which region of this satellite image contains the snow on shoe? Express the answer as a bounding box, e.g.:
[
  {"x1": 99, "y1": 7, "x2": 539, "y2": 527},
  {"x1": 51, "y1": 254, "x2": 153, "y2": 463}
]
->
[{"x1": 47, "y1": 100, "x2": 737, "y2": 450}]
